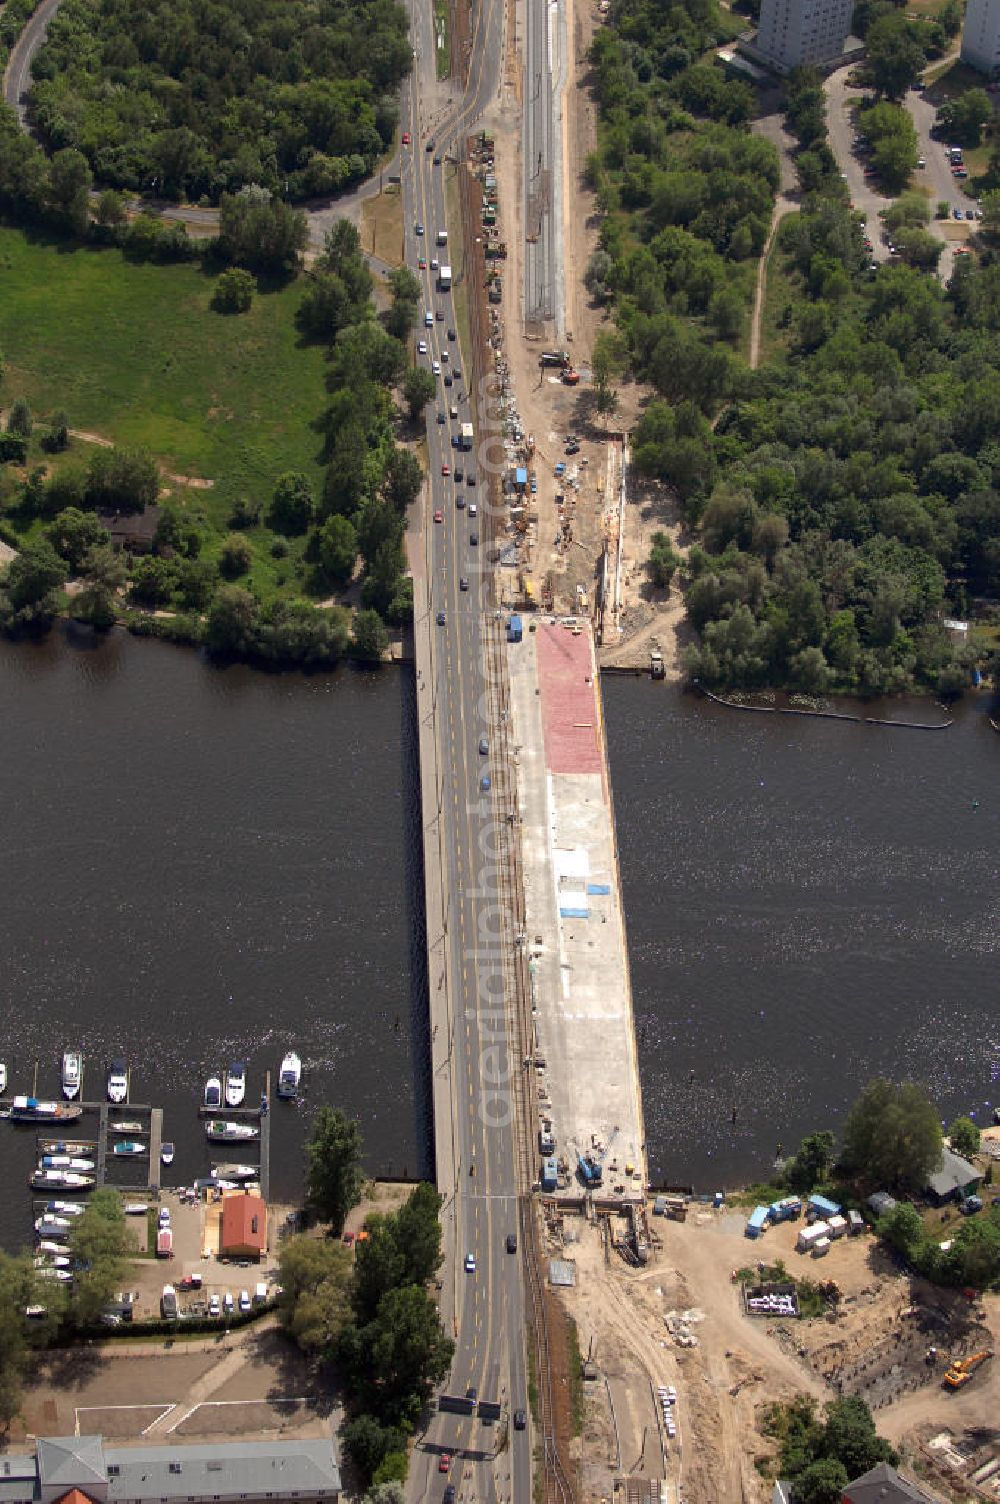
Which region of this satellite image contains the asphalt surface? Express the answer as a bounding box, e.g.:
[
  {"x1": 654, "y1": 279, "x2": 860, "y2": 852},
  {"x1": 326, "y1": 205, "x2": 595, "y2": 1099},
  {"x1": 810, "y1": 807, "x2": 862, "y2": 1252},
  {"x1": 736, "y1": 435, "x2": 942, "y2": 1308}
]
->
[
  {"x1": 824, "y1": 67, "x2": 972, "y2": 284},
  {"x1": 399, "y1": 3, "x2": 531, "y2": 1504},
  {"x1": 1, "y1": 0, "x2": 63, "y2": 124}
]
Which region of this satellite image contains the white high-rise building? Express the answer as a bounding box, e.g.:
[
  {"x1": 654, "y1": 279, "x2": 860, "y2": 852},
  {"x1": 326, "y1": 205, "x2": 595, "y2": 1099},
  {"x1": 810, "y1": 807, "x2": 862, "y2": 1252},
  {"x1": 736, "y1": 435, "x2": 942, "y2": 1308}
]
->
[
  {"x1": 755, "y1": 0, "x2": 854, "y2": 72},
  {"x1": 962, "y1": 0, "x2": 1000, "y2": 75}
]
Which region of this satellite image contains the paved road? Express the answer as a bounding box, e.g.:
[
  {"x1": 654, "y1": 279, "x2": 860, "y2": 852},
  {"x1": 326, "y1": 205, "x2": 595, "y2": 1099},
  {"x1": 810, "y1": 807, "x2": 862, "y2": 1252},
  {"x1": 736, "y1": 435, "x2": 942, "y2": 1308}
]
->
[
  {"x1": 823, "y1": 69, "x2": 895, "y2": 262},
  {"x1": 1, "y1": 0, "x2": 63, "y2": 125},
  {"x1": 399, "y1": 3, "x2": 531, "y2": 1504}
]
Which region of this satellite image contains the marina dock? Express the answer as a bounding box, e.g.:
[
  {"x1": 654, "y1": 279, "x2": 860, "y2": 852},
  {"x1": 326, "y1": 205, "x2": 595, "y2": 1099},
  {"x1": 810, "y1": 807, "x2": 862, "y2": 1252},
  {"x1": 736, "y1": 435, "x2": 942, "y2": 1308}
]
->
[
  {"x1": 97, "y1": 1104, "x2": 109, "y2": 1185},
  {"x1": 147, "y1": 1108, "x2": 163, "y2": 1192}
]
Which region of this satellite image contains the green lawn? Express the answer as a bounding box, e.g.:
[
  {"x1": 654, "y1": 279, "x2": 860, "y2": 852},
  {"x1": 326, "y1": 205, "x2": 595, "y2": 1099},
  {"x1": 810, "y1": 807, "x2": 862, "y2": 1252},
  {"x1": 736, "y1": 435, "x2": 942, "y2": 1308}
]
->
[{"x1": 0, "y1": 227, "x2": 329, "y2": 596}]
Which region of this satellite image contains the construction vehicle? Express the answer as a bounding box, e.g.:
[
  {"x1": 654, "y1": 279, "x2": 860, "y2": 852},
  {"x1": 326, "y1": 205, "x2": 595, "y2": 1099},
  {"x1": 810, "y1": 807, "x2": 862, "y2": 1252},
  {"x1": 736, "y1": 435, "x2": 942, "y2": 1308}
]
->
[
  {"x1": 943, "y1": 1350, "x2": 993, "y2": 1389},
  {"x1": 562, "y1": 368, "x2": 580, "y2": 386},
  {"x1": 650, "y1": 647, "x2": 665, "y2": 680},
  {"x1": 540, "y1": 350, "x2": 570, "y2": 368}
]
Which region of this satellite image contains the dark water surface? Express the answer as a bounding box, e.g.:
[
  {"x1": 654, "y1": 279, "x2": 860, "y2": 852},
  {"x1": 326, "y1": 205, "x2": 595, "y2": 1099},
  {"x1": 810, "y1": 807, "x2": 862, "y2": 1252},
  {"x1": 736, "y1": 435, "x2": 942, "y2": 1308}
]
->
[
  {"x1": 604, "y1": 678, "x2": 1000, "y2": 1192},
  {"x1": 0, "y1": 628, "x2": 429, "y2": 1253}
]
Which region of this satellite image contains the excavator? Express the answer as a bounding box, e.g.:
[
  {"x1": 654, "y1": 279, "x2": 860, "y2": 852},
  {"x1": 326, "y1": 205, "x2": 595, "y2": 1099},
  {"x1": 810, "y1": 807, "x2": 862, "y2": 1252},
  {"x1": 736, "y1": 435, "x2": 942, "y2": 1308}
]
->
[{"x1": 943, "y1": 1350, "x2": 993, "y2": 1389}]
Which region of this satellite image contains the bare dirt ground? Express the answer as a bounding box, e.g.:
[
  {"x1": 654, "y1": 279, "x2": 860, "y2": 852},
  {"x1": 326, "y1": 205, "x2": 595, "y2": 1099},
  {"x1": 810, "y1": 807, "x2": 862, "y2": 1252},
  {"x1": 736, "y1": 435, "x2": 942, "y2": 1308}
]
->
[{"x1": 539, "y1": 1204, "x2": 1000, "y2": 1503}]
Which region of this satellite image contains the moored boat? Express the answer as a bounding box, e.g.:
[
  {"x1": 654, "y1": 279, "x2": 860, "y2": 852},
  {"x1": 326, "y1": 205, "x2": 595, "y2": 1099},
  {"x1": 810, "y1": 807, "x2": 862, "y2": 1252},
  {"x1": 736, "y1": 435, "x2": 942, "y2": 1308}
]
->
[
  {"x1": 61, "y1": 1051, "x2": 82, "y2": 1101},
  {"x1": 11, "y1": 1096, "x2": 83, "y2": 1123},
  {"x1": 205, "y1": 1119, "x2": 259, "y2": 1143},
  {"x1": 40, "y1": 1140, "x2": 96, "y2": 1156},
  {"x1": 35, "y1": 1266, "x2": 72, "y2": 1282},
  {"x1": 44, "y1": 1199, "x2": 85, "y2": 1216},
  {"x1": 210, "y1": 1163, "x2": 259, "y2": 1182},
  {"x1": 36, "y1": 1240, "x2": 70, "y2": 1259},
  {"x1": 34, "y1": 1219, "x2": 71, "y2": 1240},
  {"x1": 41, "y1": 1155, "x2": 95, "y2": 1172},
  {"x1": 225, "y1": 1063, "x2": 247, "y2": 1109},
  {"x1": 110, "y1": 1120, "x2": 144, "y2": 1133},
  {"x1": 34, "y1": 1254, "x2": 71, "y2": 1270},
  {"x1": 112, "y1": 1141, "x2": 146, "y2": 1157},
  {"x1": 30, "y1": 1169, "x2": 94, "y2": 1191},
  {"x1": 204, "y1": 1075, "x2": 222, "y2": 1110},
  {"x1": 0, "y1": 1061, "x2": 6, "y2": 1096},
  {"x1": 161, "y1": 1142, "x2": 175, "y2": 1166},
  {"x1": 107, "y1": 1058, "x2": 128, "y2": 1105},
  {"x1": 277, "y1": 1051, "x2": 302, "y2": 1098}
]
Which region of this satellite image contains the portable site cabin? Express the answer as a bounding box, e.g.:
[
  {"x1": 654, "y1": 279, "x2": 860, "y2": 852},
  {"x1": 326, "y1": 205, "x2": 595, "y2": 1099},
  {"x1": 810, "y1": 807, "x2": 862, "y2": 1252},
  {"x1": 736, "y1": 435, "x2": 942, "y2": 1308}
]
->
[
  {"x1": 848, "y1": 1209, "x2": 865, "y2": 1235},
  {"x1": 769, "y1": 1196, "x2": 803, "y2": 1223},
  {"x1": 807, "y1": 1194, "x2": 841, "y2": 1221},
  {"x1": 827, "y1": 1215, "x2": 848, "y2": 1240},
  {"x1": 796, "y1": 1221, "x2": 831, "y2": 1253},
  {"x1": 746, "y1": 1206, "x2": 770, "y2": 1239},
  {"x1": 811, "y1": 1237, "x2": 831, "y2": 1258},
  {"x1": 541, "y1": 1156, "x2": 558, "y2": 1192},
  {"x1": 507, "y1": 615, "x2": 523, "y2": 644},
  {"x1": 653, "y1": 1195, "x2": 667, "y2": 1217}
]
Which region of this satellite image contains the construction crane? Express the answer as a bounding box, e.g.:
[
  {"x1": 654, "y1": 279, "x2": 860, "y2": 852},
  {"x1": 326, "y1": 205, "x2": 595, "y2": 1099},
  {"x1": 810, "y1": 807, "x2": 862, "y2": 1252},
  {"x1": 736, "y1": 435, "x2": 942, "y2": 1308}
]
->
[{"x1": 943, "y1": 1350, "x2": 993, "y2": 1389}]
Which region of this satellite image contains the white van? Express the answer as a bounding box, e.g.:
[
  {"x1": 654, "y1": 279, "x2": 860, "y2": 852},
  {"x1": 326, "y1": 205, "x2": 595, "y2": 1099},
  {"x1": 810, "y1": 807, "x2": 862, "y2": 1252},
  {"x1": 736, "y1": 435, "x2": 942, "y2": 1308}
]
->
[
  {"x1": 161, "y1": 1285, "x2": 178, "y2": 1318},
  {"x1": 424, "y1": 309, "x2": 434, "y2": 327}
]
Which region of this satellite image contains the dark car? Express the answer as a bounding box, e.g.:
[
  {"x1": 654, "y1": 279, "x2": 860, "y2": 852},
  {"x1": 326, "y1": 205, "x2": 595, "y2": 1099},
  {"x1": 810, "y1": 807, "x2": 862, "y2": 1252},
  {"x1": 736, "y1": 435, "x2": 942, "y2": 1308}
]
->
[
  {"x1": 443, "y1": 1490, "x2": 456, "y2": 1504},
  {"x1": 469, "y1": 532, "x2": 478, "y2": 546},
  {"x1": 437, "y1": 411, "x2": 445, "y2": 423},
  {"x1": 455, "y1": 467, "x2": 464, "y2": 482},
  {"x1": 514, "y1": 1408, "x2": 527, "y2": 1430},
  {"x1": 467, "y1": 473, "x2": 476, "y2": 486},
  {"x1": 444, "y1": 374, "x2": 453, "y2": 387},
  {"x1": 433, "y1": 154, "x2": 442, "y2": 165},
  {"x1": 452, "y1": 365, "x2": 462, "y2": 380},
  {"x1": 436, "y1": 611, "x2": 446, "y2": 625},
  {"x1": 460, "y1": 576, "x2": 469, "y2": 591},
  {"x1": 506, "y1": 1232, "x2": 517, "y2": 1253},
  {"x1": 456, "y1": 495, "x2": 465, "y2": 509},
  {"x1": 466, "y1": 1385, "x2": 478, "y2": 1401},
  {"x1": 426, "y1": 140, "x2": 435, "y2": 153},
  {"x1": 448, "y1": 328, "x2": 456, "y2": 340}
]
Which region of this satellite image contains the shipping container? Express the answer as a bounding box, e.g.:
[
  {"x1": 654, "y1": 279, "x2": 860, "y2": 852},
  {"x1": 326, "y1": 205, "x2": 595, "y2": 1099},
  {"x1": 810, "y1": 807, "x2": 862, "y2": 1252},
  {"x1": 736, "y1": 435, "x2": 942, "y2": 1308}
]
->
[
  {"x1": 827, "y1": 1214, "x2": 848, "y2": 1240},
  {"x1": 807, "y1": 1194, "x2": 841, "y2": 1220},
  {"x1": 746, "y1": 1206, "x2": 770, "y2": 1238},
  {"x1": 796, "y1": 1221, "x2": 831, "y2": 1252}
]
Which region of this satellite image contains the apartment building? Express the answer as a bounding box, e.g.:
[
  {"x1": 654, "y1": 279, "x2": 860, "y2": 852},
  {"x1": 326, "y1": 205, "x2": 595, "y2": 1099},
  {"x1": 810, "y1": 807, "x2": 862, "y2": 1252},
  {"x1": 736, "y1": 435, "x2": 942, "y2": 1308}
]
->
[
  {"x1": 961, "y1": 0, "x2": 1000, "y2": 75},
  {"x1": 755, "y1": 0, "x2": 854, "y2": 72}
]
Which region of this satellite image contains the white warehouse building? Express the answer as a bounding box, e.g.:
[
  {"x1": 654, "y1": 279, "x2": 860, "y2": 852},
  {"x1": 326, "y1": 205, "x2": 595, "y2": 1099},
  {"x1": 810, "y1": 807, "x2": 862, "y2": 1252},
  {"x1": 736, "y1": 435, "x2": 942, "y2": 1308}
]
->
[
  {"x1": 962, "y1": 0, "x2": 1000, "y2": 75},
  {"x1": 754, "y1": 0, "x2": 854, "y2": 72}
]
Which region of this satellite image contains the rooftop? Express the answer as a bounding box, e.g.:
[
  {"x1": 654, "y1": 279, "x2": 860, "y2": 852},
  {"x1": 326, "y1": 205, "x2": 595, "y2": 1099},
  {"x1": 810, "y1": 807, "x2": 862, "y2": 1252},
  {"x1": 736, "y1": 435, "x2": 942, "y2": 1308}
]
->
[
  {"x1": 926, "y1": 1146, "x2": 982, "y2": 1199},
  {"x1": 845, "y1": 1461, "x2": 942, "y2": 1504}
]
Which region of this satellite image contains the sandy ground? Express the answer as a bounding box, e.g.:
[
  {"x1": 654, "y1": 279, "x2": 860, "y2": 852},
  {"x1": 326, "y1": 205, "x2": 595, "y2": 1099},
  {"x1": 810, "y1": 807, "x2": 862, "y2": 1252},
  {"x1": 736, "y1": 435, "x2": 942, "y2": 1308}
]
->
[{"x1": 541, "y1": 1201, "x2": 1000, "y2": 1503}]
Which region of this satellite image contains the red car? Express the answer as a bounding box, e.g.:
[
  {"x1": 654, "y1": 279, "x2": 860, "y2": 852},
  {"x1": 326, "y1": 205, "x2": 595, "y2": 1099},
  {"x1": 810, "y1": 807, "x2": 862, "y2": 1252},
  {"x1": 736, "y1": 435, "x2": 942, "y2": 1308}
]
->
[
  {"x1": 438, "y1": 1455, "x2": 451, "y2": 1474},
  {"x1": 418, "y1": 256, "x2": 426, "y2": 269},
  {"x1": 433, "y1": 509, "x2": 443, "y2": 523},
  {"x1": 441, "y1": 463, "x2": 450, "y2": 476},
  {"x1": 401, "y1": 131, "x2": 410, "y2": 146}
]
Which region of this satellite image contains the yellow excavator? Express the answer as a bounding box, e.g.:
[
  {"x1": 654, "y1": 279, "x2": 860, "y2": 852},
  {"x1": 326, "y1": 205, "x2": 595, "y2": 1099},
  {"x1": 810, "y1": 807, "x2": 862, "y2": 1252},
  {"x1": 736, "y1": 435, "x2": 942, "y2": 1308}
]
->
[{"x1": 943, "y1": 1350, "x2": 993, "y2": 1389}]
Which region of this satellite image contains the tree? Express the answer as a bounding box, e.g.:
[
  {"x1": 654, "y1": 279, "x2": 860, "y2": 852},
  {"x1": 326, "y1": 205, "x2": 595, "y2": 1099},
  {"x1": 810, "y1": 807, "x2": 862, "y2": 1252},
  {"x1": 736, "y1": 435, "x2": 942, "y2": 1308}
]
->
[
  {"x1": 86, "y1": 447, "x2": 159, "y2": 513},
  {"x1": 43, "y1": 410, "x2": 70, "y2": 453},
  {"x1": 95, "y1": 190, "x2": 126, "y2": 229},
  {"x1": 0, "y1": 1251, "x2": 60, "y2": 1427},
  {"x1": 7, "y1": 398, "x2": 32, "y2": 437},
  {"x1": 46, "y1": 508, "x2": 110, "y2": 571},
  {"x1": 878, "y1": 1201, "x2": 925, "y2": 1260},
  {"x1": 820, "y1": 1397, "x2": 897, "y2": 1478},
  {"x1": 840, "y1": 1079, "x2": 942, "y2": 1190},
  {"x1": 204, "y1": 585, "x2": 260, "y2": 655},
  {"x1": 219, "y1": 535, "x2": 254, "y2": 579},
  {"x1": 402, "y1": 367, "x2": 437, "y2": 421},
  {"x1": 948, "y1": 1115, "x2": 981, "y2": 1160},
  {"x1": 649, "y1": 532, "x2": 679, "y2": 590},
  {"x1": 352, "y1": 608, "x2": 390, "y2": 661},
  {"x1": 218, "y1": 191, "x2": 308, "y2": 276},
  {"x1": 269, "y1": 473, "x2": 314, "y2": 535},
  {"x1": 794, "y1": 1458, "x2": 849, "y2": 1504},
  {"x1": 352, "y1": 1184, "x2": 443, "y2": 1323},
  {"x1": 342, "y1": 1416, "x2": 407, "y2": 1485},
  {"x1": 317, "y1": 515, "x2": 358, "y2": 587},
  {"x1": 305, "y1": 1106, "x2": 364, "y2": 1232},
  {"x1": 73, "y1": 544, "x2": 126, "y2": 629},
  {"x1": 866, "y1": 13, "x2": 926, "y2": 100},
  {"x1": 0, "y1": 538, "x2": 66, "y2": 625},
  {"x1": 212, "y1": 267, "x2": 256, "y2": 314},
  {"x1": 785, "y1": 1132, "x2": 836, "y2": 1195},
  {"x1": 47, "y1": 148, "x2": 92, "y2": 234},
  {"x1": 277, "y1": 1233, "x2": 352, "y2": 1352},
  {"x1": 337, "y1": 1283, "x2": 453, "y2": 1426},
  {"x1": 364, "y1": 1483, "x2": 405, "y2": 1504},
  {"x1": 382, "y1": 447, "x2": 424, "y2": 513},
  {"x1": 69, "y1": 1189, "x2": 129, "y2": 1326},
  {"x1": 937, "y1": 89, "x2": 992, "y2": 148}
]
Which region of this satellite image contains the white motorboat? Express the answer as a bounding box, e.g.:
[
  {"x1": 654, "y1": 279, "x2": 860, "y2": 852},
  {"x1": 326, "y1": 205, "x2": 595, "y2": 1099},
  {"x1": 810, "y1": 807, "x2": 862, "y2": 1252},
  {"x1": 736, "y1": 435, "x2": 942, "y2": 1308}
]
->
[
  {"x1": 161, "y1": 1142, "x2": 174, "y2": 1166},
  {"x1": 10, "y1": 1096, "x2": 82, "y2": 1122},
  {"x1": 205, "y1": 1119, "x2": 259, "y2": 1142},
  {"x1": 0, "y1": 1061, "x2": 7, "y2": 1096},
  {"x1": 107, "y1": 1058, "x2": 128, "y2": 1105},
  {"x1": 225, "y1": 1063, "x2": 246, "y2": 1109},
  {"x1": 30, "y1": 1169, "x2": 94, "y2": 1191},
  {"x1": 110, "y1": 1120, "x2": 144, "y2": 1133},
  {"x1": 36, "y1": 1240, "x2": 70, "y2": 1258},
  {"x1": 44, "y1": 1200, "x2": 85, "y2": 1216},
  {"x1": 210, "y1": 1164, "x2": 258, "y2": 1182},
  {"x1": 40, "y1": 1140, "x2": 95, "y2": 1156},
  {"x1": 61, "y1": 1051, "x2": 82, "y2": 1101},
  {"x1": 41, "y1": 1155, "x2": 95, "y2": 1172},
  {"x1": 35, "y1": 1266, "x2": 72, "y2": 1282},
  {"x1": 277, "y1": 1051, "x2": 301, "y2": 1098},
  {"x1": 204, "y1": 1075, "x2": 222, "y2": 1110}
]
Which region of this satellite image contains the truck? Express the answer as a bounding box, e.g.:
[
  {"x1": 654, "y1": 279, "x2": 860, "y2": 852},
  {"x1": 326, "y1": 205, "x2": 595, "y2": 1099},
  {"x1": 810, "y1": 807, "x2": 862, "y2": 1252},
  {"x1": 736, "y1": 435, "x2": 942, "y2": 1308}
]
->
[
  {"x1": 460, "y1": 422, "x2": 474, "y2": 451},
  {"x1": 436, "y1": 228, "x2": 448, "y2": 246},
  {"x1": 161, "y1": 1284, "x2": 178, "y2": 1318},
  {"x1": 561, "y1": 368, "x2": 580, "y2": 386},
  {"x1": 438, "y1": 264, "x2": 452, "y2": 290},
  {"x1": 944, "y1": 1351, "x2": 993, "y2": 1389},
  {"x1": 156, "y1": 1227, "x2": 173, "y2": 1258},
  {"x1": 538, "y1": 1117, "x2": 554, "y2": 1154},
  {"x1": 540, "y1": 350, "x2": 570, "y2": 368}
]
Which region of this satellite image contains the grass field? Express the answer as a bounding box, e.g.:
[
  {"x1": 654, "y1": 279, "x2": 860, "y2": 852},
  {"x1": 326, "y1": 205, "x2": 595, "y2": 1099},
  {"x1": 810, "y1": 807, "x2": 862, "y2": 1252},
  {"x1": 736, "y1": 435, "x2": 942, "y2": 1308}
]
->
[{"x1": 0, "y1": 227, "x2": 329, "y2": 596}]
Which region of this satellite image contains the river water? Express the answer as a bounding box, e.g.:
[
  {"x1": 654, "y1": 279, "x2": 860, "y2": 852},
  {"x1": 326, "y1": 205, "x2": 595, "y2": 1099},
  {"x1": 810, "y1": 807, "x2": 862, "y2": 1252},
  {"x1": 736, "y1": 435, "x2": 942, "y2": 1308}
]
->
[
  {"x1": 603, "y1": 677, "x2": 1000, "y2": 1192},
  {"x1": 0, "y1": 633, "x2": 997, "y2": 1251},
  {"x1": 0, "y1": 628, "x2": 429, "y2": 1253}
]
